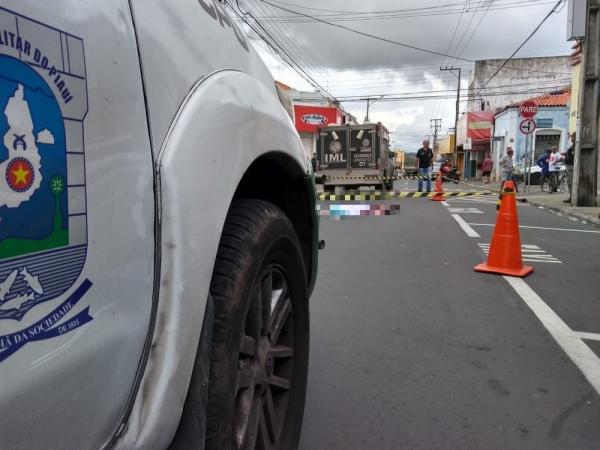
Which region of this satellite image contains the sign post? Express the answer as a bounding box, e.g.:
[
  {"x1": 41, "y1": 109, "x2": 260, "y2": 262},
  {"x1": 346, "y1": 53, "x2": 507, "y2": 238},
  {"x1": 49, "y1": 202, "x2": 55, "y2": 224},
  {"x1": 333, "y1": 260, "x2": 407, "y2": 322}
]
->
[{"x1": 519, "y1": 101, "x2": 538, "y2": 193}]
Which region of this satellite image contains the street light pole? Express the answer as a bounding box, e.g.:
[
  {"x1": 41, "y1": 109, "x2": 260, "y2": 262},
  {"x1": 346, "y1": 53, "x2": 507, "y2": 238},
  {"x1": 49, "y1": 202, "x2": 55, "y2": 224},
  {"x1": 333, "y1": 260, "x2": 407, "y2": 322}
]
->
[
  {"x1": 430, "y1": 118, "x2": 442, "y2": 157},
  {"x1": 573, "y1": 0, "x2": 599, "y2": 206},
  {"x1": 441, "y1": 66, "x2": 461, "y2": 167},
  {"x1": 362, "y1": 95, "x2": 384, "y2": 123}
]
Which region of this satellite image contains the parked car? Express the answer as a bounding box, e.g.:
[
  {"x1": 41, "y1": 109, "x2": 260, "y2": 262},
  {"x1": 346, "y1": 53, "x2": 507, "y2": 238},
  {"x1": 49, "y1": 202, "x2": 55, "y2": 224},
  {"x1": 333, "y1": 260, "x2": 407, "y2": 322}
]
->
[
  {"x1": 0, "y1": 1, "x2": 318, "y2": 449},
  {"x1": 515, "y1": 164, "x2": 565, "y2": 185}
]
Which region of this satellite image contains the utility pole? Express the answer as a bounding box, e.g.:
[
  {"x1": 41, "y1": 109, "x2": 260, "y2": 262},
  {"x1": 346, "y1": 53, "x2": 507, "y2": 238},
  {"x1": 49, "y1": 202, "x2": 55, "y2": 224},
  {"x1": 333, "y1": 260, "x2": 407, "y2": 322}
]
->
[
  {"x1": 440, "y1": 66, "x2": 461, "y2": 167},
  {"x1": 362, "y1": 95, "x2": 384, "y2": 123},
  {"x1": 573, "y1": 0, "x2": 599, "y2": 206},
  {"x1": 430, "y1": 118, "x2": 442, "y2": 156}
]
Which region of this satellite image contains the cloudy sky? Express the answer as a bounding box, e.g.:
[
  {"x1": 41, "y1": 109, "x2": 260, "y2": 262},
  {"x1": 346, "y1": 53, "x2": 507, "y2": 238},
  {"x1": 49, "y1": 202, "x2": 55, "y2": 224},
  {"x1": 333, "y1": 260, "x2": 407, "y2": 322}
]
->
[{"x1": 231, "y1": 0, "x2": 572, "y2": 151}]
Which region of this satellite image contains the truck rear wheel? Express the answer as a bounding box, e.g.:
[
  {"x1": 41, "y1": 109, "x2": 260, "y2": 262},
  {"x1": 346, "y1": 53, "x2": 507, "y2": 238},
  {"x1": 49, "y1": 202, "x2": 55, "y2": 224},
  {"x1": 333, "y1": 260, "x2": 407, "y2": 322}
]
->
[{"x1": 205, "y1": 199, "x2": 309, "y2": 450}]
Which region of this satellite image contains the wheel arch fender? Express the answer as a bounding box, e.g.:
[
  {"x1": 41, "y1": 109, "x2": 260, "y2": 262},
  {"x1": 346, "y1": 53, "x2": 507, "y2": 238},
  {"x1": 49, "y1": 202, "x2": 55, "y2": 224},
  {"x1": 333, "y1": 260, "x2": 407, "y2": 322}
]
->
[{"x1": 112, "y1": 70, "x2": 310, "y2": 449}]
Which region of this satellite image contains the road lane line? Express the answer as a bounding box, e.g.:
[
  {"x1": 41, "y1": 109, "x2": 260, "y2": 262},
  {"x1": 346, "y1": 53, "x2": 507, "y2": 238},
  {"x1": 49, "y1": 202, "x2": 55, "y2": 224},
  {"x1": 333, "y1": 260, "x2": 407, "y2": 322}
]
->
[
  {"x1": 571, "y1": 331, "x2": 600, "y2": 341},
  {"x1": 503, "y1": 276, "x2": 600, "y2": 396},
  {"x1": 451, "y1": 214, "x2": 480, "y2": 238},
  {"x1": 441, "y1": 200, "x2": 450, "y2": 206},
  {"x1": 468, "y1": 223, "x2": 600, "y2": 234},
  {"x1": 448, "y1": 207, "x2": 484, "y2": 214}
]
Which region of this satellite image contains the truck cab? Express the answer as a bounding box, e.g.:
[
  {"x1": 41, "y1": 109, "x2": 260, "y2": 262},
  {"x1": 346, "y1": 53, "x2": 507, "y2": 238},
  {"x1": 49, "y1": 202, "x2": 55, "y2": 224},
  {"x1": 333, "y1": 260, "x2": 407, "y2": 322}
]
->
[{"x1": 0, "y1": 1, "x2": 318, "y2": 449}]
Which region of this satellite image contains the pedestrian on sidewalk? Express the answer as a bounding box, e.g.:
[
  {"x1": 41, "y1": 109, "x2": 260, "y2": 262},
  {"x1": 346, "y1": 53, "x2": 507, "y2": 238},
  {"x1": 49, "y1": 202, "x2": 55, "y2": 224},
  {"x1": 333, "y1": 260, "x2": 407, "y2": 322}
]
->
[
  {"x1": 415, "y1": 139, "x2": 433, "y2": 192},
  {"x1": 499, "y1": 147, "x2": 517, "y2": 192},
  {"x1": 563, "y1": 132, "x2": 575, "y2": 203},
  {"x1": 536, "y1": 149, "x2": 551, "y2": 192},
  {"x1": 481, "y1": 153, "x2": 493, "y2": 184},
  {"x1": 548, "y1": 147, "x2": 564, "y2": 193}
]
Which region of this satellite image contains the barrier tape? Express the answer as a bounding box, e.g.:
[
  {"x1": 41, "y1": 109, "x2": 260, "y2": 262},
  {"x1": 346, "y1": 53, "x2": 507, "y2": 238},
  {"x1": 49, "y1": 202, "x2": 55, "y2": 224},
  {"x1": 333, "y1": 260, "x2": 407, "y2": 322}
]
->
[
  {"x1": 319, "y1": 173, "x2": 504, "y2": 194},
  {"x1": 318, "y1": 191, "x2": 494, "y2": 201}
]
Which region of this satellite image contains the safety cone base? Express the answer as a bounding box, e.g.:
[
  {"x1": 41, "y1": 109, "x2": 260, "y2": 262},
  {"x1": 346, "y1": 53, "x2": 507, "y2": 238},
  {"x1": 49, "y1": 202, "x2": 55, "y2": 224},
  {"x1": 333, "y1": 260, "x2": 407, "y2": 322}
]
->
[
  {"x1": 474, "y1": 262, "x2": 533, "y2": 277},
  {"x1": 430, "y1": 193, "x2": 445, "y2": 202}
]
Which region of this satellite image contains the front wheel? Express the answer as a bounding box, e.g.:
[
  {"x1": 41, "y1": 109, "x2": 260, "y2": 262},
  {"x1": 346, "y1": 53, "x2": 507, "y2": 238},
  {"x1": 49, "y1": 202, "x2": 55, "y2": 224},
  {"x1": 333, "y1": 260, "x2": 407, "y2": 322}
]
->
[
  {"x1": 558, "y1": 173, "x2": 569, "y2": 194},
  {"x1": 205, "y1": 199, "x2": 309, "y2": 450}
]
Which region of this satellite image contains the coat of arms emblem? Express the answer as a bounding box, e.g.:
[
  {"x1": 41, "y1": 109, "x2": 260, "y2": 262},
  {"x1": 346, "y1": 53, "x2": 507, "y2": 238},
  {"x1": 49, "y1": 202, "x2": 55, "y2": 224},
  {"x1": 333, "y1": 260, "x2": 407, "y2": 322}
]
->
[{"x1": 0, "y1": 8, "x2": 92, "y2": 362}]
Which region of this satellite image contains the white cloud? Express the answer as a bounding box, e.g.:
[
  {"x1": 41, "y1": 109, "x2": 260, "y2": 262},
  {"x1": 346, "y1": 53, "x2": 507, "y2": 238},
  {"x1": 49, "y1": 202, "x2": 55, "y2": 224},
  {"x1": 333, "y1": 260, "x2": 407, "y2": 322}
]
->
[
  {"x1": 37, "y1": 129, "x2": 54, "y2": 145},
  {"x1": 242, "y1": 0, "x2": 572, "y2": 151}
]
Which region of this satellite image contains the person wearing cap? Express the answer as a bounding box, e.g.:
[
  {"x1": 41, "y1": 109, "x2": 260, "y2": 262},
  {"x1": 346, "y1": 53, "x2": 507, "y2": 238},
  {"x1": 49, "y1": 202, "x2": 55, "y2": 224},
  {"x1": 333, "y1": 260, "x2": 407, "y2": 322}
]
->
[{"x1": 498, "y1": 147, "x2": 515, "y2": 191}]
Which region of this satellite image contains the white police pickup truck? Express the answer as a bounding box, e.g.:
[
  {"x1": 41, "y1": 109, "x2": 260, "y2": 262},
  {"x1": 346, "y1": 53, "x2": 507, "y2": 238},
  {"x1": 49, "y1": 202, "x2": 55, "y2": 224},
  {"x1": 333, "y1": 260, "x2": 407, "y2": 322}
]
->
[{"x1": 0, "y1": 1, "x2": 319, "y2": 449}]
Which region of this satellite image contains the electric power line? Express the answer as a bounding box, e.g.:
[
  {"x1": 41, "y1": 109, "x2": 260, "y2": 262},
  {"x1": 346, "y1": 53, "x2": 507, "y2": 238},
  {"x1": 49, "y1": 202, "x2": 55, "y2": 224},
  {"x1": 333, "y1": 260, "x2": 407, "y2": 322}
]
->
[
  {"x1": 474, "y1": 0, "x2": 566, "y2": 96},
  {"x1": 257, "y1": 0, "x2": 570, "y2": 76}
]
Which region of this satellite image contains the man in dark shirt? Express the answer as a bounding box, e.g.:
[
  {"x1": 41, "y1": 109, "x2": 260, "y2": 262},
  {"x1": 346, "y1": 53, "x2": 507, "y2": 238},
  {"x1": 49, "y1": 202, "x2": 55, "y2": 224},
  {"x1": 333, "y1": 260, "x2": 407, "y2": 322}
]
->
[
  {"x1": 563, "y1": 132, "x2": 575, "y2": 203},
  {"x1": 415, "y1": 139, "x2": 434, "y2": 192}
]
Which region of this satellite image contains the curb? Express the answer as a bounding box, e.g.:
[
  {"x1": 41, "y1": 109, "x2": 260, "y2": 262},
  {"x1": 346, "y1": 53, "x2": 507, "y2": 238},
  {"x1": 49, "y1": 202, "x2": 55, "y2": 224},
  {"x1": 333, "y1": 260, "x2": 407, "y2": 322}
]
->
[{"x1": 519, "y1": 198, "x2": 600, "y2": 229}]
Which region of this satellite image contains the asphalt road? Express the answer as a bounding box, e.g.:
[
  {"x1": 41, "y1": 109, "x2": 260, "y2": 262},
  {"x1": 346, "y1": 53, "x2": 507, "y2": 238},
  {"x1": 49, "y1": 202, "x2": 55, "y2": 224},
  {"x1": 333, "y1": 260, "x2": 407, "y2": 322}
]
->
[{"x1": 299, "y1": 181, "x2": 600, "y2": 450}]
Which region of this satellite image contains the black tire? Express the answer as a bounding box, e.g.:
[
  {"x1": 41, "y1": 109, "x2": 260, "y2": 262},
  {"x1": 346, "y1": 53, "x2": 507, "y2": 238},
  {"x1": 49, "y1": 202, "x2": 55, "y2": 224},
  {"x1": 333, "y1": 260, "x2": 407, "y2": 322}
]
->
[{"x1": 205, "y1": 199, "x2": 309, "y2": 450}]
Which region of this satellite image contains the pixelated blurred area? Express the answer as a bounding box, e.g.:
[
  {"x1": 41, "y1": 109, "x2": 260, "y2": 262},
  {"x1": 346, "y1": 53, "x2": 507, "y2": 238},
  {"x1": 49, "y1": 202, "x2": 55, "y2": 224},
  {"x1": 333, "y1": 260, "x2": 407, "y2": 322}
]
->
[{"x1": 317, "y1": 204, "x2": 400, "y2": 220}]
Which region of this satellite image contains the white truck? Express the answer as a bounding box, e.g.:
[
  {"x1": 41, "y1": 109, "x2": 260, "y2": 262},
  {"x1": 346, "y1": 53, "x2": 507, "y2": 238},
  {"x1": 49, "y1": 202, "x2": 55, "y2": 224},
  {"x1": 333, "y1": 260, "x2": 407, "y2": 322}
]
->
[{"x1": 0, "y1": 1, "x2": 319, "y2": 449}]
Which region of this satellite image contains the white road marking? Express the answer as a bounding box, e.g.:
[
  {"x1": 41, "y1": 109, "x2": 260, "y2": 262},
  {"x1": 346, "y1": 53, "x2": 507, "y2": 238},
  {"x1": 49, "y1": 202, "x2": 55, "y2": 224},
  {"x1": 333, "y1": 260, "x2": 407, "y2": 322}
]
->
[
  {"x1": 448, "y1": 207, "x2": 484, "y2": 214},
  {"x1": 451, "y1": 214, "x2": 480, "y2": 238},
  {"x1": 478, "y1": 243, "x2": 561, "y2": 263},
  {"x1": 468, "y1": 223, "x2": 600, "y2": 234},
  {"x1": 441, "y1": 200, "x2": 450, "y2": 206},
  {"x1": 571, "y1": 331, "x2": 600, "y2": 341},
  {"x1": 504, "y1": 276, "x2": 600, "y2": 396},
  {"x1": 447, "y1": 198, "x2": 498, "y2": 205}
]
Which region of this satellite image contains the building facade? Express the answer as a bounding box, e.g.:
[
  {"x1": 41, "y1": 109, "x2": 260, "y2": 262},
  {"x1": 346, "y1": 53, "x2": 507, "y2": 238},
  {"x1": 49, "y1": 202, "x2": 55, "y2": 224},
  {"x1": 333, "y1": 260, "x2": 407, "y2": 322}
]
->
[
  {"x1": 493, "y1": 90, "x2": 570, "y2": 175},
  {"x1": 456, "y1": 111, "x2": 494, "y2": 179},
  {"x1": 467, "y1": 56, "x2": 571, "y2": 113},
  {"x1": 277, "y1": 83, "x2": 357, "y2": 160}
]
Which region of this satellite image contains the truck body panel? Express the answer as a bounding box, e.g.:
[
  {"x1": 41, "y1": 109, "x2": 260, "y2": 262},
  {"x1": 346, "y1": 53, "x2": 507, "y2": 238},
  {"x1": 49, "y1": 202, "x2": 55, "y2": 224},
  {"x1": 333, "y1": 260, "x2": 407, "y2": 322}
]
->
[{"x1": 317, "y1": 124, "x2": 392, "y2": 188}]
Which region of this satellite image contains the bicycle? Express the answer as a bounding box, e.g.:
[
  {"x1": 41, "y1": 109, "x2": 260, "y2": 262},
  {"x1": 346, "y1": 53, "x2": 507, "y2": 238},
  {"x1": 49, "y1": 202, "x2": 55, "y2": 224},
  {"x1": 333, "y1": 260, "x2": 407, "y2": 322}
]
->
[{"x1": 547, "y1": 168, "x2": 569, "y2": 194}]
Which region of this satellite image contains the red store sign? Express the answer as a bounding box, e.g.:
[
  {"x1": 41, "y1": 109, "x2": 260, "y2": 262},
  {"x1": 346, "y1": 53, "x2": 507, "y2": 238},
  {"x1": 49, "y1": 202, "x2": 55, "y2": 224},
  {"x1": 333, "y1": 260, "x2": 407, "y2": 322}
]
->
[{"x1": 293, "y1": 105, "x2": 342, "y2": 133}]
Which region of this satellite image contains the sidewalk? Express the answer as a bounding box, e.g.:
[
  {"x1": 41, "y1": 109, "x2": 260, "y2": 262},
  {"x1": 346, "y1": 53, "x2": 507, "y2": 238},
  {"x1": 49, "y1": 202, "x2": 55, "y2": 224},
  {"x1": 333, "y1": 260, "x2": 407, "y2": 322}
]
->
[
  {"x1": 517, "y1": 191, "x2": 600, "y2": 228},
  {"x1": 465, "y1": 179, "x2": 600, "y2": 228}
]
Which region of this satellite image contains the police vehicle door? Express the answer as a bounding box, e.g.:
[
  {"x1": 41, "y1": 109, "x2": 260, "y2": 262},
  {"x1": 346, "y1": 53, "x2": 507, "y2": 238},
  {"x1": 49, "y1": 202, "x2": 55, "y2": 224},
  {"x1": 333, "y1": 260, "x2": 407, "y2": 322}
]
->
[{"x1": 0, "y1": 2, "x2": 155, "y2": 449}]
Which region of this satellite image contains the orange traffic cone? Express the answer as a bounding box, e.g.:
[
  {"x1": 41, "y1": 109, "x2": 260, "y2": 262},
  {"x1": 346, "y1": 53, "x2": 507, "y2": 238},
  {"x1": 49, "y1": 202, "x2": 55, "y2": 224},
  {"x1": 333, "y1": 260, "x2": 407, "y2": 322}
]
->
[
  {"x1": 474, "y1": 180, "x2": 533, "y2": 277},
  {"x1": 430, "y1": 173, "x2": 445, "y2": 201}
]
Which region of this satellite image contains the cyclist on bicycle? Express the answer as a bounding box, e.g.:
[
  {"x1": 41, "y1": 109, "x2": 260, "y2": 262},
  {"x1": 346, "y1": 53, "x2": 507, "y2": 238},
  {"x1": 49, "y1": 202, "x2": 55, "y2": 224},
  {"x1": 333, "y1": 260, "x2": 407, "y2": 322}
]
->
[
  {"x1": 536, "y1": 149, "x2": 551, "y2": 192},
  {"x1": 548, "y1": 147, "x2": 564, "y2": 193}
]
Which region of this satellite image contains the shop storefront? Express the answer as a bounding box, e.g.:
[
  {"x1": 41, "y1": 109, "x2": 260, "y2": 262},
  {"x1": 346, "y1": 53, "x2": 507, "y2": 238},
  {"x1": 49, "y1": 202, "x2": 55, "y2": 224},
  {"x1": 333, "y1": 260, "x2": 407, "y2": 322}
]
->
[
  {"x1": 293, "y1": 105, "x2": 344, "y2": 160},
  {"x1": 456, "y1": 112, "x2": 494, "y2": 180}
]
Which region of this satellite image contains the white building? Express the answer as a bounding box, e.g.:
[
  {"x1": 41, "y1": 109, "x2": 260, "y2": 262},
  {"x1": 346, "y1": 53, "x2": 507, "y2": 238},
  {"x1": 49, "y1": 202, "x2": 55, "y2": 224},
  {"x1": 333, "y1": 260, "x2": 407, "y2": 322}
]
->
[{"x1": 467, "y1": 56, "x2": 571, "y2": 113}]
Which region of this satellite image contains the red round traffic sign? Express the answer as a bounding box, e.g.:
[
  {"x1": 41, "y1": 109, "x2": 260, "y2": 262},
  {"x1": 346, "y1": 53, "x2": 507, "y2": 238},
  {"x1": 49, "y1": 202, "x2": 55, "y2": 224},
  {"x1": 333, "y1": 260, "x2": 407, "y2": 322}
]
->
[
  {"x1": 519, "y1": 119, "x2": 536, "y2": 135},
  {"x1": 519, "y1": 101, "x2": 538, "y2": 118}
]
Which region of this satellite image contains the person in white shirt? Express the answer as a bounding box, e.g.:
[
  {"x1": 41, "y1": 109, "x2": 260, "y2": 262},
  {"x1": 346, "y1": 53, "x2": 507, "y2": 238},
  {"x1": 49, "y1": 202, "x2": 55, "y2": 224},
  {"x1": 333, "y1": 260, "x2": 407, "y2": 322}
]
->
[
  {"x1": 548, "y1": 147, "x2": 563, "y2": 193},
  {"x1": 498, "y1": 148, "x2": 517, "y2": 192}
]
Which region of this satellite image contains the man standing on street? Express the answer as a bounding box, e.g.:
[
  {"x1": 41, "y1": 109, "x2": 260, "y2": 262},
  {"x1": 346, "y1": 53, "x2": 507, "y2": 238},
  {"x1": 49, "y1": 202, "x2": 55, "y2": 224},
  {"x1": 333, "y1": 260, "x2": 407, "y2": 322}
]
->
[
  {"x1": 481, "y1": 153, "x2": 493, "y2": 184},
  {"x1": 499, "y1": 147, "x2": 515, "y2": 191},
  {"x1": 415, "y1": 139, "x2": 433, "y2": 192},
  {"x1": 563, "y1": 132, "x2": 575, "y2": 203}
]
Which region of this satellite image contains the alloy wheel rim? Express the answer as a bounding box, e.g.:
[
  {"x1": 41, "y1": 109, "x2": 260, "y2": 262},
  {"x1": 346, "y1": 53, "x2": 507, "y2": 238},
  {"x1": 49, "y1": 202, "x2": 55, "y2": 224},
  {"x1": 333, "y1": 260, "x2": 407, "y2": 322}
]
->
[{"x1": 234, "y1": 266, "x2": 294, "y2": 450}]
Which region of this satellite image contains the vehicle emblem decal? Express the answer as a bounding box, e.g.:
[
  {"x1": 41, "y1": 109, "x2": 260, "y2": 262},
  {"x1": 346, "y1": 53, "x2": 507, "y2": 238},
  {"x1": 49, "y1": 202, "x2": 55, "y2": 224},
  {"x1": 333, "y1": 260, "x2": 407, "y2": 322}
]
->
[{"x1": 0, "y1": 7, "x2": 91, "y2": 362}]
